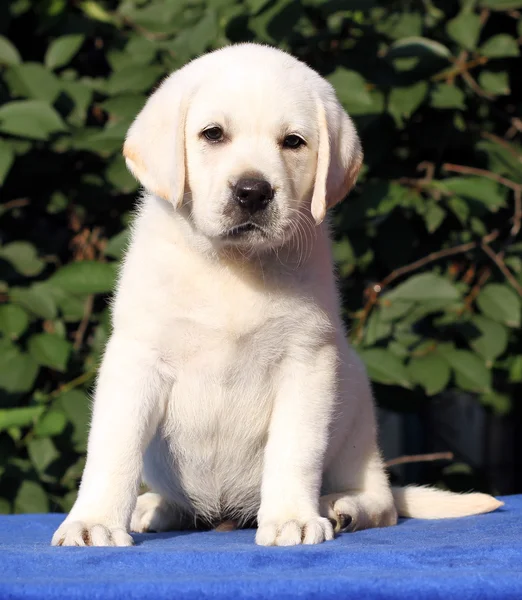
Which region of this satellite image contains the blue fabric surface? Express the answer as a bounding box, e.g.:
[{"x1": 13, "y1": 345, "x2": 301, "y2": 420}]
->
[{"x1": 1, "y1": 496, "x2": 521, "y2": 600}]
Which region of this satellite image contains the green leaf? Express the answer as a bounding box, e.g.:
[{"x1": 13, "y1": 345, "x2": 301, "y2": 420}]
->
[
  {"x1": 14, "y1": 480, "x2": 49, "y2": 514},
  {"x1": 11, "y1": 283, "x2": 57, "y2": 320},
  {"x1": 106, "y1": 155, "x2": 139, "y2": 193},
  {"x1": 348, "y1": 182, "x2": 411, "y2": 225},
  {"x1": 45, "y1": 0, "x2": 67, "y2": 17},
  {"x1": 442, "y1": 176, "x2": 506, "y2": 211},
  {"x1": 480, "y1": 391, "x2": 511, "y2": 416},
  {"x1": 480, "y1": 34, "x2": 519, "y2": 58},
  {"x1": 446, "y1": 11, "x2": 482, "y2": 50},
  {"x1": 45, "y1": 34, "x2": 84, "y2": 69},
  {"x1": 46, "y1": 287, "x2": 86, "y2": 322},
  {"x1": 118, "y1": 1, "x2": 183, "y2": 34},
  {"x1": 105, "y1": 64, "x2": 164, "y2": 96},
  {"x1": 0, "y1": 241, "x2": 45, "y2": 276},
  {"x1": 480, "y1": 0, "x2": 522, "y2": 8},
  {"x1": 359, "y1": 348, "x2": 411, "y2": 388},
  {"x1": 0, "y1": 304, "x2": 29, "y2": 339},
  {"x1": 363, "y1": 309, "x2": 392, "y2": 346},
  {"x1": 0, "y1": 35, "x2": 22, "y2": 65},
  {"x1": 424, "y1": 201, "x2": 446, "y2": 232},
  {"x1": 387, "y1": 273, "x2": 461, "y2": 303},
  {"x1": 0, "y1": 100, "x2": 67, "y2": 140},
  {"x1": 124, "y1": 36, "x2": 157, "y2": 64},
  {"x1": 407, "y1": 353, "x2": 451, "y2": 395},
  {"x1": 4, "y1": 63, "x2": 61, "y2": 103},
  {"x1": 55, "y1": 490, "x2": 78, "y2": 513},
  {"x1": 100, "y1": 95, "x2": 146, "y2": 122},
  {"x1": 49, "y1": 261, "x2": 117, "y2": 294},
  {"x1": 509, "y1": 355, "x2": 522, "y2": 382},
  {"x1": 0, "y1": 341, "x2": 39, "y2": 393},
  {"x1": 168, "y1": 9, "x2": 218, "y2": 59},
  {"x1": 245, "y1": 0, "x2": 271, "y2": 8},
  {"x1": 60, "y1": 79, "x2": 93, "y2": 127},
  {"x1": 58, "y1": 389, "x2": 91, "y2": 452},
  {"x1": 477, "y1": 139, "x2": 522, "y2": 181},
  {"x1": 28, "y1": 333, "x2": 72, "y2": 372},
  {"x1": 0, "y1": 405, "x2": 44, "y2": 431},
  {"x1": 388, "y1": 37, "x2": 452, "y2": 59},
  {"x1": 328, "y1": 69, "x2": 374, "y2": 115},
  {"x1": 442, "y1": 348, "x2": 492, "y2": 392},
  {"x1": 79, "y1": 0, "x2": 117, "y2": 24},
  {"x1": 333, "y1": 238, "x2": 356, "y2": 277},
  {"x1": 387, "y1": 36, "x2": 451, "y2": 73},
  {"x1": 46, "y1": 191, "x2": 68, "y2": 214},
  {"x1": 104, "y1": 229, "x2": 130, "y2": 260},
  {"x1": 476, "y1": 283, "x2": 521, "y2": 327},
  {"x1": 430, "y1": 83, "x2": 466, "y2": 109},
  {"x1": 377, "y1": 12, "x2": 423, "y2": 40},
  {"x1": 447, "y1": 196, "x2": 470, "y2": 224},
  {"x1": 468, "y1": 315, "x2": 508, "y2": 364},
  {"x1": 478, "y1": 70, "x2": 510, "y2": 95},
  {"x1": 28, "y1": 437, "x2": 59, "y2": 473},
  {"x1": 388, "y1": 82, "x2": 428, "y2": 125},
  {"x1": 33, "y1": 408, "x2": 67, "y2": 437},
  {"x1": 71, "y1": 121, "x2": 128, "y2": 155},
  {"x1": 0, "y1": 139, "x2": 15, "y2": 185},
  {"x1": 470, "y1": 217, "x2": 488, "y2": 237},
  {"x1": 380, "y1": 299, "x2": 414, "y2": 322}
]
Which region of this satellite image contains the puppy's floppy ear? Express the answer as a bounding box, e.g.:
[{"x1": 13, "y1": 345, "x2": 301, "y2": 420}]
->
[
  {"x1": 123, "y1": 72, "x2": 188, "y2": 206},
  {"x1": 311, "y1": 92, "x2": 363, "y2": 225}
]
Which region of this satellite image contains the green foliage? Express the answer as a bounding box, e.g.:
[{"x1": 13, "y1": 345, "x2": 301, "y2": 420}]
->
[{"x1": 0, "y1": 0, "x2": 521, "y2": 512}]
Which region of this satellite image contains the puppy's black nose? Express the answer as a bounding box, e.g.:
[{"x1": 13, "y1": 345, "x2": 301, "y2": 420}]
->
[{"x1": 234, "y1": 178, "x2": 274, "y2": 213}]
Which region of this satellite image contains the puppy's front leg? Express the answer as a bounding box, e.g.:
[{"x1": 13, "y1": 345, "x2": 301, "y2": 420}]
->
[
  {"x1": 256, "y1": 344, "x2": 337, "y2": 546},
  {"x1": 52, "y1": 335, "x2": 170, "y2": 547}
]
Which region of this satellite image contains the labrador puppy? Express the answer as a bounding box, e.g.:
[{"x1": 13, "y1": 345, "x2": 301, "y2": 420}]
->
[{"x1": 52, "y1": 43, "x2": 502, "y2": 547}]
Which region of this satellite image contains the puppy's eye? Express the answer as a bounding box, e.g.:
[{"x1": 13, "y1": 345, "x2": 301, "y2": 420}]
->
[
  {"x1": 283, "y1": 134, "x2": 306, "y2": 149},
  {"x1": 202, "y1": 126, "x2": 224, "y2": 142}
]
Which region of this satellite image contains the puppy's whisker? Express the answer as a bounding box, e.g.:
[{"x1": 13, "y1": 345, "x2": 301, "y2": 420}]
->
[{"x1": 285, "y1": 207, "x2": 316, "y2": 267}]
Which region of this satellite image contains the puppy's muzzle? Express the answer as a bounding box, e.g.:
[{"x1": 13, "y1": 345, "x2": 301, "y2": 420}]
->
[{"x1": 234, "y1": 178, "x2": 274, "y2": 214}]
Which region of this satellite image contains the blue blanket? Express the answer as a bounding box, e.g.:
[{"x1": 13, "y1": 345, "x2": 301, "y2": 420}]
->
[{"x1": 1, "y1": 495, "x2": 521, "y2": 600}]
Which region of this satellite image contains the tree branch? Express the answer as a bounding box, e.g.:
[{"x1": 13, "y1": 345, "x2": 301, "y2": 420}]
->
[
  {"x1": 481, "y1": 243, "x2": 522, "y2": 296},
  {"x1": 73, "y1": 295, "x2": 94, "y2": 351},
  {"x1": 50, "y1": 368, "x2": 97, "y2": 399},
  {"x1": 1, "y1": 198, "x2": 30, "y2": 212},
  {"x1": 481, "y1": 132, "x2": 522, "y2": 162},
  {"x1": 385, "y1": 452, "x2": 454, "y2": 468},
  {"x1": 512, "y1": 188, "x2": 521, "y2": 237},
  {"x1": 379, "y1": 231, "x2": 499, "y2": 290},
  {"x1": 443, "y1": 163, "x2": 522, "y2": 192}
]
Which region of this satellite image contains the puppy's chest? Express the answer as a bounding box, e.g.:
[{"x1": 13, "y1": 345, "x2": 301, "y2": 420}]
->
[
  {"x1": 160, "y1": 296, "x2": 297, "y2": 447},
  {"x1": 159, "y1": 279, "x2": 291, "y2": 376},
  {"x1": 159, "y1": 309, "x2": 286, "y2": 500},
  {"x1": 164, "y1": 308, "x2": 287, "y2": 399}
]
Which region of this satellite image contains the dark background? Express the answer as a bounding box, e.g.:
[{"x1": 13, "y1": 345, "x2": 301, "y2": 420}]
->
[{"x1": 0, "y1": 0, "x2": 521, "y2": 514}]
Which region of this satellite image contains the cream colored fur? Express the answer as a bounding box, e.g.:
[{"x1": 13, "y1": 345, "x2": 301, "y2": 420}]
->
[{"x1": 52, "y1": 43, "x2": 502, "y2": 548}]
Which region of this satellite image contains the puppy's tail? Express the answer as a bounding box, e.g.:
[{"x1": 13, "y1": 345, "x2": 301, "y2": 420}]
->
[{"x1": 391, "y1": 485, "x2": 503, "y2": 519}]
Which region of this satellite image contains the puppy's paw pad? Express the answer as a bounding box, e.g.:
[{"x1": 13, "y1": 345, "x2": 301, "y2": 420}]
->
[
  {"x1": 52, "y1": 521, "x2": 133, "y2": 547},
  {"x1": 333, "y1": 512, "x2": 354, "y2": 533},
  {"x1": 256, "y1": 517, "x2": 333, "y2": 546},
  {"x1": 320, "y1": 494, "x2": 357, "y2": 533}
]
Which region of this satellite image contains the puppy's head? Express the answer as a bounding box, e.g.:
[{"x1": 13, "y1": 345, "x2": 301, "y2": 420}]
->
[{"x1": 124, "y1": 44, "x2": 362, "y2": 252}]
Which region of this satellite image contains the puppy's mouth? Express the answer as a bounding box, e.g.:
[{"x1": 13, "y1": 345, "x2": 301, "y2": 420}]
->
[{"x1": 224, "y1": 222, "x2": 267, "y2": 238}]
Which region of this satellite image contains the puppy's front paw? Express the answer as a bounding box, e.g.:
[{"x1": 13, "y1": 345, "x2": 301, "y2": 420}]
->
[
  {"x1": 131, "y1": 492, "x2": 178, "y2": 533},
  {"x1": 52, "y1": 521, "x2": 134, "y2": 547},
  {"x1": 256, "y1": 516, "x2": 334, "y2": 546}
]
